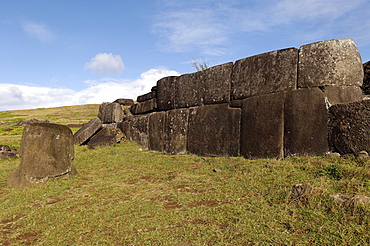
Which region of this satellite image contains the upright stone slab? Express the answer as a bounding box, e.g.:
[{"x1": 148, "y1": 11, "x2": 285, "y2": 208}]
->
[
  {"x1": 232, "y1": 48, "x2": 298, "y2": 100},
  {"x1": 328, "y1": 100, "x2": 370, "y2": 154},
  {"x1": 164, "y1": 108, "x2": 189, "y2": 155},
  {"x1": 241, "y1": 92, "x2": 285, "y2": 159},
  {"x1": 202, "y1": 62, "x2": 233, "y2": 105},
  {"x1": 130, "y1": 115, "x2": 149, "y2": 148},
  {"x1": 157, "y1": 76, "x2": 177, "y2": 111},
  {"x1": 98, "y1": 102, "x2": 124, "y2": 123},
  {"x1": 322, "y1": 86, "x2": 364, "y2": 106},
  {"x1": 8, "y1": 123, "x2": 77, "y2": 188},
  {"x1": 187, "y1": 104, "x2": 241, "y2": 157},
  {"x1": 74, "y1": 117, "x2": 102, "y2": 145},
  {"x1": 117, "y1": 120, "x2": 131, "y2": 139},
  {"x1": 284, "y1": 88, "x2": 328, "y2": 156},
  {"x1": 148, "y1": 112, "x2": 166, "y2": 152},
  {"x1": 298, "y1": 38, "x2": 363, "y2": 88}
]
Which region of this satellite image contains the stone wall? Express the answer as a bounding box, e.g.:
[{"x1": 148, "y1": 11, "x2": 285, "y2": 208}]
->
[{"x1": 95, "y1": 38, "x2": 368, "y2": 158}]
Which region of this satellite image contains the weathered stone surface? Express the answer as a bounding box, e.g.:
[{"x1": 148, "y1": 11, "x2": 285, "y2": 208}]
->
[
  {"x1": 164, "y1": 108, "x2": 189, "y2": 155},
  {"x1": 187, "y1": 104, "x2": 240, "y2": 157},
  {"x1": 298, "y1": 38, "x2": 363, "y2": 88},
  {"x1": 137, "y1": 91, "x2": 156, "y2": 102},
  {"x1": 284, "y1": 88, "x2": 328, "y2": 156},
  {"x1": 87, "y1": 135, "x2": 117, "y2": 149},
  {"x1": 89, "y1": 126, "x2": 124, "y2": 143},
  {"x1": 8, "y1": 123, "x2": 77, "y2": 188},
  {"x1": 113, "y1": 98, "x2": 134, "y2": 106},
  {"x1": 229, "y1": 100, "x2": 243, "y2": 108},
  {"x1": 362, "y1": 61, "x2": 370, "y2": 94},
  {"x1": 232, "y1": 48, "x2": 298, "y2": 100},
  {"x1": 130, "y1": 115, "x2": 149, "y2": 148},
  {"x1": 130, "y1": 99, "x2": 157, "y2": 115},
  {"x1": 98, "y1": 102, "x2": 124, "y2": 123},
  {"x1": 241, "y1": 92, "x2": 285, "y2": 159},
  {"x1": 148, "y1": 112, "x2": 166, "y2": 152},
  {"x1": 74, "y1": 117, "x2": 102, "y2": 145},
  {"x1": 157, "y1": 76, "x2": 177, "y2": 111},
  {"x1": 322, "y1": 86, "x2": 364, "y2": 106},
  {"x1": 117, "y1": 120, "x2": 131, "y2": 139},
  {"x1": 0, "y1": 145, "x2": 18, "y2": 159},
  {"x1": 328, "y1": 100, "x2": 370, "y2": 154},
  {"x1": 175, "y1": 72, "x2": 203, "y2": 108},
  {"x1": 202, "y1": 62, "x2": 232, "y2": 105}
]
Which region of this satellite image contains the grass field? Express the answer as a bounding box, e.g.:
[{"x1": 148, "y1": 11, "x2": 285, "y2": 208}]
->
[{"x1": 1, "y1": 105, "x2": 370, "y2": 245}]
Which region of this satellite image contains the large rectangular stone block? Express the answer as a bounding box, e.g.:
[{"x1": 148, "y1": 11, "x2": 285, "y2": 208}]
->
[
  {"x1": 130, "y1": 99, "x2": 157, "y2": 115},
  {"x1": 98, "y1": 102, "x2": 124, "y2": 123},
  {"x1": 241, "y1": 92, "x2": 285, "y2": 159},
  {"x1": 202, "y1": 62, "x2": 233, "y2": 105},
  {"x1": 187, "y1": 104, "x2": 241, "y2": 157},
  {"x1": 130, "y1": 115, "x2": 149, "y2": 148},
  {"x1": 157, "y1": 76, "x2": 177, "y2": 111},
  {"x1": 322, "y1": 86, "x2": 364, "y2": 106},
  {"x1": 137, "y1": 91, "x2": 156, "y2": 102},
  {"x1": 298, "y1": 38, "x2": 363, "y2": 88},
  {"x1": 175, "y1": 72, "x2": 203, "y2": 108},
  {"x1": 74, "y1": 117, "x2": 102, "y2": 145},
  {"x1": 164, "y1": 108, "x2": 189, "y2": 155},
  {"x1": 284, "y1": 88, "x2": 328, "y2": 156},
  {"x1": 148, "y1": 112, "x2": 166, "y2": 152},
  {"x1": 232, "y1": 48, "x2": 298, "y2": 100}
]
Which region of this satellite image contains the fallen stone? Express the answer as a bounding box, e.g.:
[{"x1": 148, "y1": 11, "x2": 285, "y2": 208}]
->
[
  {"x1": 74, "y1": 117, "x2": 102, "y2": 145},
  {"x1": 328, "y1": 100, "x2": 370, "y2": 154},
  {"x1": 325, "y1": 152, "x2": 341, "y2": 158},
  {"x1": 8, "y1": 123, "x2": 77, "y2": 188},
  {"x1": 298, "y1": 38, "x2": 363, "y2": 88},
  {"x1": 357, "y1": 150, "x2": 369, "y2": 159},
  {"x1": 330, "y1": 193, "x2": 370, "y2": 208},
  {"x1": 0, "y1": 145, "x2": 18, "y2": 159},
  {"x1": 87, "y1": 135, "x2": 117, "y2": 149},
  {"x1": 232, "y1": 48, "x2": 298, "y2": 100}
]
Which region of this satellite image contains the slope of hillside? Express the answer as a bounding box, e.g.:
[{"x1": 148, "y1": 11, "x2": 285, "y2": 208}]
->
[{"x1": 0, "y1": 105, "x2": 370, "y2": 245}]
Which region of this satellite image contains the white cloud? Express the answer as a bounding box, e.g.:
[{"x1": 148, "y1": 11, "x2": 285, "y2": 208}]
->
[
  {"x1": 0, "y1": 68, "x2": 179, "y2": 111},
  {"x1": 22, "y1": 21, "x2": 54, "y2": 43},
  {"x1": 84, "y1": 53, "x2": 125, "y2": 75}
]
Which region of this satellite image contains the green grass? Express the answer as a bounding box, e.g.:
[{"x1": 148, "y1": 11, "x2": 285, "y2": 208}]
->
[{"x1": 1, "y1": 105, "x2": 370, "y2": 245}]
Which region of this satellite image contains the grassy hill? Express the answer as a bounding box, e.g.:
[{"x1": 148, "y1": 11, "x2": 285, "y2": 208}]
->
[{"x1": 1, "y1": 105, "x2": 370, "y2": 245}]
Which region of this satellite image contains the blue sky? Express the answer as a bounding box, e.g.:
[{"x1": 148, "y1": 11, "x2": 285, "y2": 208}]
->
[{"x1": 1, "y1": 0, "x2": 369, "y2": 110}]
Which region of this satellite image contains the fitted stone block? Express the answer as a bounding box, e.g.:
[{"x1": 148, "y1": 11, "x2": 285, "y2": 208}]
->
[
  {"x1": 164, "y1": 108, "x2": 189, "y2": 155},
  {"x1": 187, "y1": 104, "x2": 241, "y2": 157},
  {"x1": 148, "y1": 112, "x2": 166, "y2": 152},
  {"x1": 322, "y1": 86, "x2": 364, "y2": 106},
  {"x1": 362, "y1": 61, "x2": 370, "y2": 94},
  {"x1": 117, "y1": 120, "x2": 131, "y2": 139},
  {"x1": 241, "y1": 92, "x2": 285, "y2": 159},
  {"x1": 113, "y1": 98, "x2": 134, "y2": 106},
  {"x1": 284, "y1": 88, "x2": 328, "y2": 156},
  {"x1": 98, "y1": 102, "x2": 124, "y2": 123},
  {"x1": 157, "y1": 76, "x2": 177, "y2": 111},
  {"x1": 298, "y1": 38, "x2": 363, "y2": 88},
  {"x1": 130, "y1": 99, "x2": 157, "y2": 115},
  {"x1": 130, "y1": 115, "x2": 149, "y2": 148},
  {"x1": 202, "y1": 62, "x2": 233, "y2": 105},
  {"x1": 175, "y1": 72, "x2": 203, "y2": 108},
  {"x1": 232, "y1": 48, "x2": 298, "y2": 100},
  {"x1": 137, "y1": 91, "x2": 156, "y2": 102},
  {"x1": 328, "y1": 100, "x2": 370, "y2": 154},
  {"x1": 74, "y1": 117, "x2": 102, "y2": 145}
]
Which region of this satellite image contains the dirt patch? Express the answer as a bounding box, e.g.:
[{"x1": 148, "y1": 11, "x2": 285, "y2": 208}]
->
[
  {"x1": 164, "y1": 201, "x2": 182, "y2": 210},
  {"x1": 188, "y1": 200, "x2": 218, "y2": 208}
]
